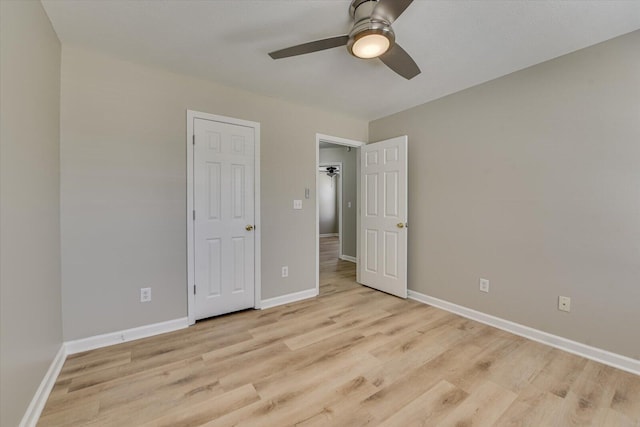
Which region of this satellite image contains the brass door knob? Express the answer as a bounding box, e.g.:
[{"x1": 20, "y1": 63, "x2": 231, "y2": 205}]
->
[
  {"x1": 245, "y1": 225, "x2": 254, "y2": 231},
  {"x1": 397, "y1": 223, "x2": 405, "y2": 229}
]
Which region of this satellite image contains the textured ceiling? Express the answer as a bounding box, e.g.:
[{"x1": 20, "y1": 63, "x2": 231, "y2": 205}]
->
[{"x1": 42, "y1": 0, "x2": 640, "y2": 120}]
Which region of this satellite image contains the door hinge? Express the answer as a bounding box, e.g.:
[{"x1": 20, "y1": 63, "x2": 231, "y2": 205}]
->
[
  {"x1": 193, "y1": 210, "x2": 195, "y2": 220},
  {"x1": 192, "y1": 134, "x2": 195, "y2": 145},
  {"x1": 193, "y1": 284, "x2": 196, "y2": 295}
]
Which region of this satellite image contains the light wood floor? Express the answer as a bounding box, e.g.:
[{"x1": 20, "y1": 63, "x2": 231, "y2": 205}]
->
[{"x1": 39, "y1": 237, "x2": 640, "y2": 426}]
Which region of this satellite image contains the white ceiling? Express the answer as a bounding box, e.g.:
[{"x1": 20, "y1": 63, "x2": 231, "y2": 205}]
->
[{"x1": 41, "y1": 0, "x2": 640, "y2": 121}]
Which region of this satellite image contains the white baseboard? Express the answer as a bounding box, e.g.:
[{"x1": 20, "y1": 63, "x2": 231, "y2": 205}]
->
[
  {"x1": 408, "y1": 290, "x2": 640, "y2": 376},
  {"x1": 319, "y1": 233, "x2": 338, "y2": 238},
  {"x1": 261, "y1": 288, "x2": 318, "y2": 310},
  {"x1": 19, "y1": 344, "x2": 67, "y2": 427},
  {"x1": 65, "y1": 317, "x2": 189, "y2": 355},
  {"x1": 339, "y1": 255, "x2": 357, "y2": 263}
]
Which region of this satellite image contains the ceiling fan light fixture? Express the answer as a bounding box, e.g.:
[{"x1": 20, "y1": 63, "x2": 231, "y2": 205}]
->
[
  {"x1": 269, "y1": 0, "x2": 420, "y2": 79},
  {"x1": 351, "y1": 31, "x2": 390, "y2": 59}
]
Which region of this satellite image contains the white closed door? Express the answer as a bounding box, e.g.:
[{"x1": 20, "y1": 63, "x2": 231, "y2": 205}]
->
[
  {"x1": 360, "y1": 136, "x2": 408, "y2": 298},
  {"x1": 194, "y1": 118, "x2": 255, "y2": 320}
]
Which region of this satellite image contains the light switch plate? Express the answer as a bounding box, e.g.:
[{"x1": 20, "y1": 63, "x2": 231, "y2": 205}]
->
[
  {"x1": 479, "y1": 278, "x2": 490, "y2": 293},
  {"x1": 140, "y1": 287, "x2": 151, "y2": 303}
]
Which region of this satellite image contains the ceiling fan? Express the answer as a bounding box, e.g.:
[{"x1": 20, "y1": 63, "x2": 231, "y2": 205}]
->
[
  {"x1": 268, "y1": 0, "x2": 420, "y2": 80},
  {"x1": 322, "y1": 165, "x2": 340, "y2": 177}
]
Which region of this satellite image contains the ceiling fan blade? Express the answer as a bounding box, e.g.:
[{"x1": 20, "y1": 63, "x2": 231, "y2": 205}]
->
[
  {"x1": 379, "y1": 43, "x2": 421, "y2": 80},
  {"x1": 269, "y1": 35, "x2": 349, "y2": 59},
  {"x1": 373, "y1": 0, "x2": 414, "y2": 24}
]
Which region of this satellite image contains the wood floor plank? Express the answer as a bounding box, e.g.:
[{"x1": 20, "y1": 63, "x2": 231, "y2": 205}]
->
[
  {"x1": 377, "y1": 380, "x2": 468, "y2": 427},
  {"x1": 555, "y1": 360, "x2": 620, "y2": 426},
  {"x1": 447, "y1": 334, "x2": 524, "y2": 394},
  {"x1": 236, "y1": 365, "x2": 380, "y2": 427},
  {"x1": 486, "y1": 339, "x2": 555, "y2": 394},
  {"x1": 41, "y1": 358, "x2": 195, "y2": 417},
  {"x1": 37, "y1": 400, "x2": 100, "y2": 427},
  {"x1": 437, "y1": 380, "x2": 518, "y2": 427},
  {"x1": 138, "y1": 384, "x2": 260, "y2": 427},
  {"x1": 365, "y1": 333, "x2": 447, "y2": 390},
  {"x1": 37, "y1": 237, "x2": 640, "y2": 426},
  {"x1": 293, "y1": 376, "x2": 380, "y2": 427},
  {"x1": 56, "y1": 349, "x2": 132, "y2": 382},
  {"x1": 252, "y1": 331, "x2": 384, "y2": 398},
  {"x1": 493, "y1": 387, "x2": 565, "y2": 427},
  {"x1": 611, "y1": 369, "x2": 640, "y2": 420},
  {"x1": 530, "y1": 348, "x2": 589, "y2": 399},
  {"x1": 593, "y1": 408, "x2": 636, "y2": 427},
  {"x1": 282, "y1": 307, "x2": 391, "y2": 350},
  {"x1": 362, "y1": 342, "x2": 486, "y2": 421}
]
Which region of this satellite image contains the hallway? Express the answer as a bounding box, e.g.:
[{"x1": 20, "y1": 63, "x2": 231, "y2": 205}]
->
[{"x1": 319, "y1": 236, "x2": 357, "y2": 296}]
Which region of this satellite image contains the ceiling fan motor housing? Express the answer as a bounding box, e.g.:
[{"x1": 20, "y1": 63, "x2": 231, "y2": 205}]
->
[{"x1": 347, "y1": 0, "x2": 395, "y2": 57}]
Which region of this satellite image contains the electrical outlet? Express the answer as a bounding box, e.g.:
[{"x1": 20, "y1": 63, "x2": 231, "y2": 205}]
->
[
  {"x1": 282, "y1": 266, "x2": 288, "y2": 278},
  {"x1": 140, "y1": 287, "x2": 151, "y2": 303},
  {"x1": 479, "y1": 278, "x2": 490, "y2": 293},
  {"x1": 293, "y1": 200, "x2": 303, "y2": 210},
  {"x1": 558, "y1": 296, "x2": 571, "y2": 312}
]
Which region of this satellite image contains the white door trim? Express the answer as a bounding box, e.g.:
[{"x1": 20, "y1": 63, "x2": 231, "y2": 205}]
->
[
  {"x1": 187, "y1": 110, "x2": 261, "y2": 325},
  {"x1": 315, "y1": 133, "x2": 365, "y2": 295}
]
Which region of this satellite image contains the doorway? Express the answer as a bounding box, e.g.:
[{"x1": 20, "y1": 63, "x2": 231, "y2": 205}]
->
[
  {"x1": 315, "y1": 134, "x2": 364, "y2": 294},
  {"x1": 316, "y1": 133, "x2": 409, "y2": 299}
]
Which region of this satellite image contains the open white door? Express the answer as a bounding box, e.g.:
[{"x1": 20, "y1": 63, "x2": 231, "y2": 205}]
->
[{"x1": 359, "y1": 136, "x2": 408, "y2": 298}]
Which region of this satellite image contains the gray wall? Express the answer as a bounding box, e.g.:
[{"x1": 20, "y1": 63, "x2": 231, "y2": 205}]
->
[
  {"x1": 370, "y1": 30, "x2": 640, "y2": 360},
  {"x1": 319, "y1": 146, "x2": 358, "y2": 258},
  {"x1": 0, "y1": 1, "x2": 63, "y2": 426},
  {"x1": 60, "y1": 46, "x2": 368, "y2": 340}
]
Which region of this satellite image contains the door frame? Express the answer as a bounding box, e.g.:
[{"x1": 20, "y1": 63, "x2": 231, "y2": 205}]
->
[
  {"x1": 315, "y1": 133, "x2": 365, "y2": 294},
  {"x1": 187, "y1": 110, "x2": 261, "y2": 325}
]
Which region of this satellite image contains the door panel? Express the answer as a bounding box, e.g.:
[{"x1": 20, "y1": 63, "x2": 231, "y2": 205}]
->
[
  {"x1": 384, "y1": 171, "x2": 398, "y2": 216},
  {"x1": 365, "y1": 229, "x2": 378, "y2": 273},
  {"x1": 194, "y1": 118, "x2": 255, "y2": 320},
  {"x1": 384, "y1": 231, "x2": 398, "y2": 278},
  {"x1": 231, "y1": 237, "x2": 245, "y2": 292},
  {"x1": 366, "y1": 174, "x2": 378, "y2": 216},
  {"x1": 231, "y1": 164, "x2": 245, "y2": 218},
  {"x1": 207, "y1": 238, "x2": 222, "y2": 296},
  {"x1": 359, "y1": 136, "x2": 408, "y2": 298},
  {"x1": 207, "y1": 162, "x2": 221, "y2": 219}
]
